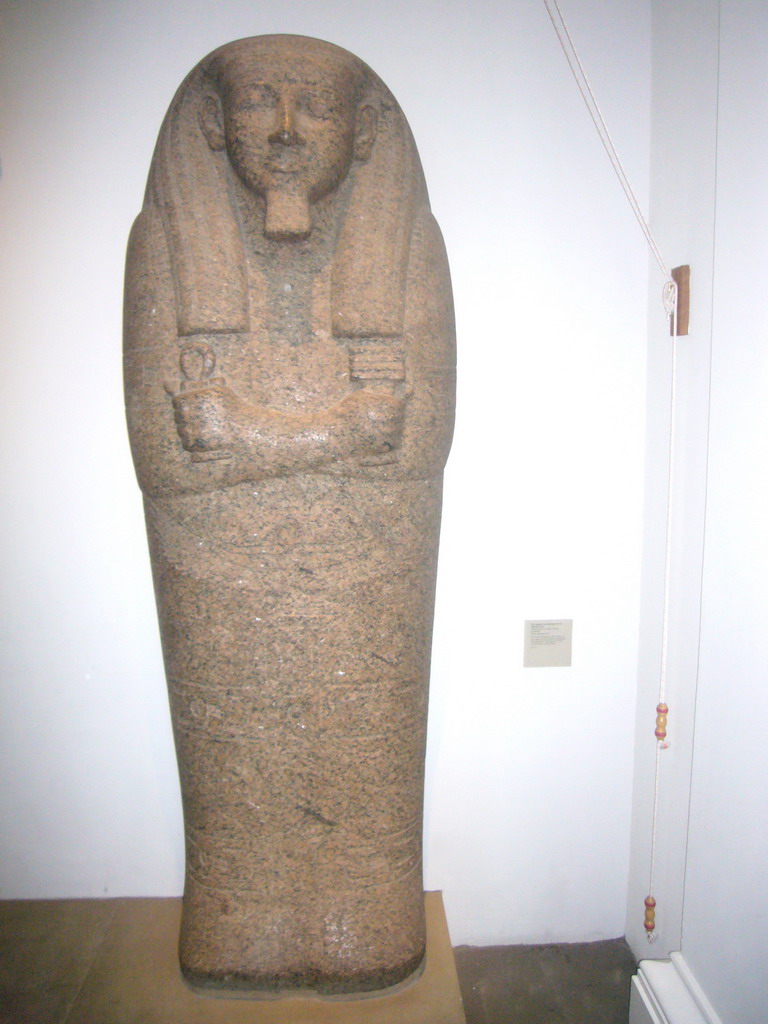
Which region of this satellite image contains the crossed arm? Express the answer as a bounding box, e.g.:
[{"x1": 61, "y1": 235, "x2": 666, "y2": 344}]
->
[{"x1": 171, "y1": 379, "x2": 407, "y2": 477}]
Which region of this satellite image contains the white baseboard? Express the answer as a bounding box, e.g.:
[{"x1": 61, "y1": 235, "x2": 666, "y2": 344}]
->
[{"x1": 629, "y1": 953, "x2": 723, "y2": 1024}]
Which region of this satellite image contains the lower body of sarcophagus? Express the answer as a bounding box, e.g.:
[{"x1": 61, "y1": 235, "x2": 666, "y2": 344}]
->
[{"x1": 143, "y1": 472, "x2": 443, "y2": 996}]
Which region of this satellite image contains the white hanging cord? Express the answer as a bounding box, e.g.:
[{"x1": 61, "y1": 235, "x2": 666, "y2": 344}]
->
[
  {"x1": 542, "y1": 0, "x2": 678, "y2": 333},
  {"x1": 542, "y1": 0, "x2": 682, "y2": 940},
  {"x1": 663, "y1": 280, "x2": 679, "y2": 338},
  {"x1": 644, "y1": 331, "x2": 678, "y2": 942},
  {"x1": 656, "y1": 334, "x2": 678, "y2": 714}
]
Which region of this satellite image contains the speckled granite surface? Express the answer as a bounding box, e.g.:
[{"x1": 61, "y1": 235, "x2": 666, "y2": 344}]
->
[{"x1": 124, "y1": 35, "x2": 455, "y2": 995}]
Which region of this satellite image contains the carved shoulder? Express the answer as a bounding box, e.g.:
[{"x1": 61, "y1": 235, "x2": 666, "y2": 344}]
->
[
  {"x1": 124, "y1": 207, "x2": 189, "y2": 497},
  {"x1": 394, "y1": 205, "x2": 456, "y2": 478}
]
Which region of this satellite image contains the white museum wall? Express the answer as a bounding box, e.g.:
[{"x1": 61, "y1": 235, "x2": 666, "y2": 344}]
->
[
  {"x1": 684, "y1": 7, "x2": 768, "y2": 1018},
  {"x1": 628, "y1": 2, "x2": 768, "y2": 1021},
  {"x1": 0, "y1": 0, "x2": 650, "y2": 945}
]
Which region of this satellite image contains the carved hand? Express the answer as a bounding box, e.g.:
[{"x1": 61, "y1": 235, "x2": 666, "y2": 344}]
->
[
  {"x1": 334, "y1": 388, "x2": 408, "y2": 457},
  {"x1": 172, "y1": 382, "x2": 242, "y2": 456}
]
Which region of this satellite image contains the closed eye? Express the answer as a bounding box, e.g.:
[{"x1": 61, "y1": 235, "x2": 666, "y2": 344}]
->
[
  {"x1": 295, "y1": 89, "x2": 342, "y2": 120},
  {"x1": 241, "y1": 83, "x2": 279, "y2": 111}
]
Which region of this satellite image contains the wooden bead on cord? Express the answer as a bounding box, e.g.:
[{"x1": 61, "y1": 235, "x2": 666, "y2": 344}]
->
[
  {"x1": 655, "y1": 702, "x2": 668, "y2": 744},
  {"x1": 644, "y1": 896, "x2": 657, "y2": 933}
]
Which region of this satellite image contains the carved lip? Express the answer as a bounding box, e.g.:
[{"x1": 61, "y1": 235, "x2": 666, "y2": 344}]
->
[
  {"x1": 267, "y1": 164, "x2": 299, "y2": 176},
  {"x1": 266, "y1": 150, "x2": 305, "y2": 174}
]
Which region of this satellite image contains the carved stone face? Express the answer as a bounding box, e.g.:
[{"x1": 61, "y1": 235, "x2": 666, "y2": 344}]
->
[
  {"x1": 203, "y1": 50, "x2": 375, "y2": 239},
  {"x1": 223, "y1": 65, "x2": 358, "y2": 200}
]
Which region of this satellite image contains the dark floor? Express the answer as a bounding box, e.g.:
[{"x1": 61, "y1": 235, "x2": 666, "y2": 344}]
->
[
  {"x1": 0, "y1": 897, "x2": 636, "y2": 1024},
  {"x1": 454, "y1": 939, "x2": 637, "y2": 1024}
]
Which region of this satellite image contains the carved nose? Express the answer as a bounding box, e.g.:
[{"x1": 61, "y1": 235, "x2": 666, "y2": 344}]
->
[
  {"x1": 271, "y1": 128, "x2": 295, "y2": 146},
  {"x1": 268, "y1": 99, "x2": 303, "y2": 147}
]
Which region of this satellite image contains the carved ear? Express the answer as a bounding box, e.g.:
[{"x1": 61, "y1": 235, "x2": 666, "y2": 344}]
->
[
  {"x1": 354, "y1": 104, "x2": 378, "y2": 162},
  {"x1": 198, "y1": 94, "x2": 226, "y2": 151}
]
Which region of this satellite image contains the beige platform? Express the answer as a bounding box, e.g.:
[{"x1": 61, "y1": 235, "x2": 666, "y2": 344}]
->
[{"x1": 1, "y1": 891, "x2": 464, "y2": 1024}]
